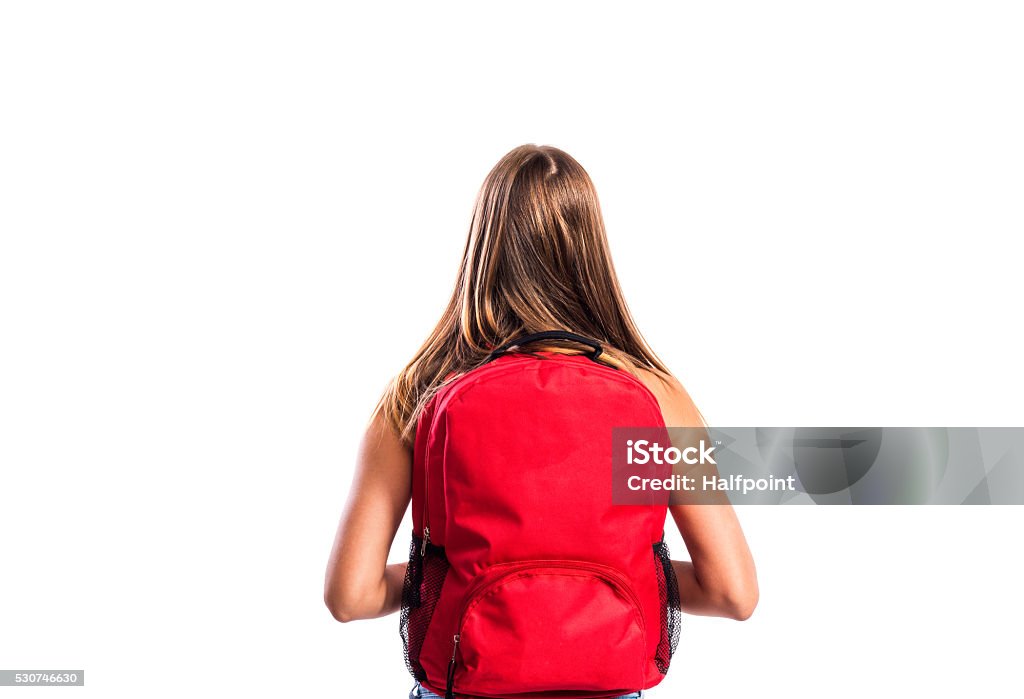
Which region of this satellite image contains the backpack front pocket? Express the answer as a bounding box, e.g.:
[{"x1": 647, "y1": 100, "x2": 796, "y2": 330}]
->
[{"x1": 445, "y1": 560, "x2": 647, "y2": 698}]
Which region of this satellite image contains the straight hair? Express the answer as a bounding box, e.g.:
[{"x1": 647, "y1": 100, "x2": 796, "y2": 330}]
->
[{"x1": 378, "y1": 144, "x2": 670, "y2": 444}]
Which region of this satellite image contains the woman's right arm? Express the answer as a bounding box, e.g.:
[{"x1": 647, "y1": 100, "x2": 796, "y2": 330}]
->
[
  {"x1": 323, "y1": 410, "x2": 412, "y2": 623},
  {"x1": 638, "y1": 371, "x2": 759, "y2": 621}
]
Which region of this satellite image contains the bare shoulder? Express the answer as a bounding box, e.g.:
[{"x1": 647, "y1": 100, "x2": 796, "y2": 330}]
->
[{"x1": 632, "y1": 367, "x2": 705, "y2": 428}]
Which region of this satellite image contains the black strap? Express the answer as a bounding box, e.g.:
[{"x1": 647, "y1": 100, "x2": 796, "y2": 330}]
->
[{"x1": 486, "y1": 331, "x2": 604, "y2": 363}]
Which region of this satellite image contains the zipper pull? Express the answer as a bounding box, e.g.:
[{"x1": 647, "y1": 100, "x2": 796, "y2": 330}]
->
[
  {"x1": 445, "y1": 633, "x2": 459, "y2": 699},
  {"x1": 420, "y1": 527, "x2": 430, "y2": 557}
]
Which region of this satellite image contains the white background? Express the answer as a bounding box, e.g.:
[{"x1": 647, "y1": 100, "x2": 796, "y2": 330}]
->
[{"x1": 1, "y1": 2, "x2": 1022, "y2": 697}]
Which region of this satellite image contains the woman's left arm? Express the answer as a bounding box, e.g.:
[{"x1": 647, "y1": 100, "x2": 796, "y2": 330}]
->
[{"x1": 324, "y1": 410, "x2": 412, "y2": 622}]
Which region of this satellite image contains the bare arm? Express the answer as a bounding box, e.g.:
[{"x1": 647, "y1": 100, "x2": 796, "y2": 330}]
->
[
  {"x1": 637, "y1": 370, "x2": 759, "y2": 620},
  {"x1": 324, "y1": 410, "x2": 412, "y2": 622},
  {"x1": 668, "y1": 504, "x2": 758, "y2": 620}
]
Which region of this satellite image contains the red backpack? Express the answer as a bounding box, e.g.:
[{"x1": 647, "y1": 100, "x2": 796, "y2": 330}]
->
[{"x1": 399, "y1": 332, "x2": 681, "y2": 699}]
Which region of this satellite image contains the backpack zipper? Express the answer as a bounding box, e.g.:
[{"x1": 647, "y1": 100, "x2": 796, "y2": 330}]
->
[
  {"x1": 420, "y1": 452, "x2": 430, "y2": 554},
  {"x1": 444, "y1": 633, "x2": 459, "y2": 699},
  {"x1": 443, "y1": 560, "x2": 645, "y2": 698},
  {"x1": 455, "y1": 560, "x2": 644, "y2": 623}
]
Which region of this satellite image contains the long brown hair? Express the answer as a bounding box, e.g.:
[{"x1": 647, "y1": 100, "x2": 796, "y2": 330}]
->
[{"x1": 379, "y1": 144, "x2": 670, "y2": 444}]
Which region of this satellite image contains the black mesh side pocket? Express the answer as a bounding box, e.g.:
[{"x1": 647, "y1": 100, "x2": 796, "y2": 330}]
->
[
  {"x1": 653, "y1": 535, "x2": 682, "y2": 674},
  {"x1": 399, "y1": 532, "x2": 449, "y2": 681}
]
